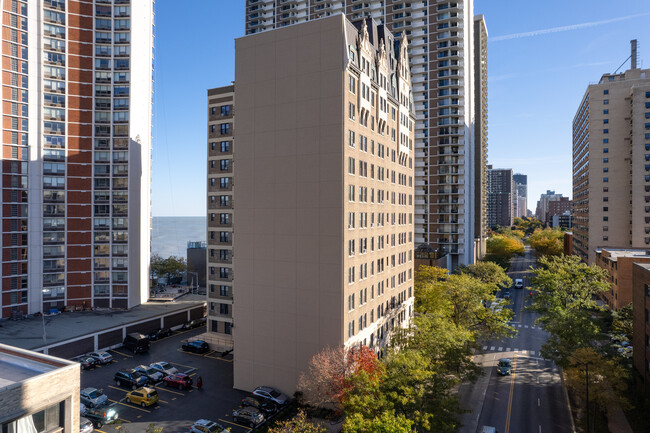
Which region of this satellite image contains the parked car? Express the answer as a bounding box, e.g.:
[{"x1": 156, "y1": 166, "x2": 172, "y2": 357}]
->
[
  {"x1": 232, "y1": 407, "x2": 265, "y2": 428},
  {"x1": 503, "y1": 291, "x2": 511, "y2": 300},
  {"x1": 87, "y1": 351, "x2": 113, "y2": 365},
  {"x1": 252, "y1": 386, "x2": 290, "y2": 406},
  {"x1": 497, "y1": 358, "x2": 512, "y2": 376},
  {"x1": 514, "y1": 278, "x2": 524, "y2": 289},
  {"x1": 150, "y1": 361, "x2": 178, "y2": 376},
  {"x1": 147, "y1": 327, "x2": 172, "y2": 341},
  {"x1": 125, "y1": 387, "x2": 159, "y2": 407},
  {"x1": 189, "y1": 419, "x2": 229, "y2": 433},
  {"x1": 241, "y1": 395, "x2": 279, "y2": 416},
  {"x1": 182, "y1": 318, "x2": 206, "y2": 330},
  {"x1": 114, "y1": 369, "x2": 149, "y2": 389},
  {"x1": 80, "y1": 388, "x2": 108, "y2": 408},
  {"x1": 83, "y1": 405, "x2": 119, "y2": 428},
  {"x1": 162, "y1": 373, "x2": 193, "y2": 390},
  {"x1": 80, "y1": 416, "x2": 94, "y2": 433},
  {"x1": 123, "y1": 333, "x2": 150, "y2": 354},
  {"x1": 181, "y1": 340, "x2": 210, "y2": 354},
  {"x1": 134, "y1": 365, "x2": 164, "y2": 383},
  {"x1": 74, "y1": 356, "x2": 98, "y2": 370}
]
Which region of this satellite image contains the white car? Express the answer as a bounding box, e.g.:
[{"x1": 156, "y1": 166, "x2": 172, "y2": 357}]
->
[
  {"x1": 189, "y1": 419, "x2": 229, "y2": 433},
  {"x1": 134, "y1": 365, "x2": 163, "y2": 382},
  {"x1": 252, "y1": 386, "x2": 290, "y2": 406},
  {"x1": 514, "y1": 279, "x2": 524, "y2": 289},
  {"x1": 149, "y1": 361, "x2": 178, "y2": 376},
  {"x1": 88, "y1": 351, "x2": 113, "y2": 364}
]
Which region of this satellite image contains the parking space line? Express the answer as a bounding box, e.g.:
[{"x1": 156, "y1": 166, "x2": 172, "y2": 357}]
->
[
  {"x1": 159, "y1": 400, "x2": 169, "y2": 404},
  {"x1": 203, "y1": 354, "x2": 233, "y2": 363},
  {"x1": 108, "y1": 399, "x2": 151, "y2": 413},
  {"x1": 188, "y1": 372, "x2": 196, "y2": 377},
  {"x1": 203, "y1": 350, "x2": 216, "y2": 356},
  {"x1": 153, "y1": 386, "x2": 185, "y2": 396},
  {"x1": 219, "y1": 418, "x2": 250, "y2": 429},
  {"x1": 118, "y1": 418, "x2": 131, "y2": 423},
  {"x1": 110, "y1": 349, "x2": 132, "y2": 358}
]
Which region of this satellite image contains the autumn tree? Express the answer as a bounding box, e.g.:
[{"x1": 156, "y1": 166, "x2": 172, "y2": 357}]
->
[
  {"x1": 512, "y1": 216, "x2": 544, "y2": 235},
  {"x1": 485, "y1": 234, "x2": 524, "y2": 269},
  {"x1": 343, "y1": 411, "x2": 414, "y2": 433},
  {"x1": 528, "y1": 255, "x2": 610, "y2": 367},
  {"x1": 268, "y1": 410, "x2": 326, "y2": 433},
  {"x1": 457, "y1": 261, "x2": 512, "y2": 292},
  {"x1": 528, "y1": 228, "x2": 564, "y2": 257},
  {"x1": 150, "y1": 254, "x2": 186, "y2": 285}
]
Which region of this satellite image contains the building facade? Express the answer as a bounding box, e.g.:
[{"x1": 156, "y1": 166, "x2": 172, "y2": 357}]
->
[
  {"x1": 632, "y1": 263, "x2": 650, "y2": 394},
  {"x1": 546, "y1": 196, "x2": 571, "y2": 226},
  {"x1": 233, "y1": 15, "x2": 415, "y2": 393},
  {"x1": 0, "y1": 0, "x2": 153, "y2": 318},
  {"x1": 0, "y1": 343, "x2": 80, "y2": 432},
  {"x1": 244, "y1": 0, "x2": 485, "y2": 270},
  {"x1": 486, "y1": 167, "x2": 513, "y2": 229},
  {"x1": 595, "y1": 248, "x2": 650, "y2": 309},
  {"x1": 535, "y1": 190, "x2": 562, "y2": 223},
  {"x1": 186, "y1": 241, "x2": 206, "y2": 289},
  {"x1": 206, "y1": 85, "x2": 234, "y2": 349},
  {"x1": 513, "y1": 173, "x2": 527, "y2": 218},
  {"x1": 572, "y1": 49, "x2": 650, "y2": 263}
]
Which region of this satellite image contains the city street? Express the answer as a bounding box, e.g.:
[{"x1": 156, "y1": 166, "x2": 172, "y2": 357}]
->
[{"x1": 460, "y1": 247, "x2": 573, "y2": 433}]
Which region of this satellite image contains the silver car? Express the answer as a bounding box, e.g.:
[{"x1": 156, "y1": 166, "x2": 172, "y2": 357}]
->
[
  {"x1": 80, "y1": 387, "x2": 108, "y2": 408},
  {"x1": 88, "y1": 351, "x2": 113, "y2": 364},
  {"x1": 149, "y1": 361, "x2": 178, "y2": 376},
  {"x1": 134, "y1": 365, "x2": 163, "y2": 382},
  {"x1": 252, "y1": 386, "x2": 290, "y2": 406}
]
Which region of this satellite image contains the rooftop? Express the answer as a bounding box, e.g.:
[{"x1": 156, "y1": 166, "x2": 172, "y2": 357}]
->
[
  {"x1": 596, "y1": 248, "x2": 650, "y2": 261},
  {"x1": 0, "y1": 344, "x2": 73, "y2": 390}
]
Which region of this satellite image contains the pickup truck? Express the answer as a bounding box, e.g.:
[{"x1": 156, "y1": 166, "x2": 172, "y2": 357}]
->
[{"x1": 82, "y1": 403, "x2": 119, "y2": 428}]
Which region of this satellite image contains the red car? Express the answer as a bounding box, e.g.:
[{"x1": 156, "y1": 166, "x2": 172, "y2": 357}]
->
[{"x1": 162, "y1": 373, "x2": 193, "y2": 390}]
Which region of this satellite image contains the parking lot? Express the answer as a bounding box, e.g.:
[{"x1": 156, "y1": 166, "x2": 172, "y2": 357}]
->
[{"x1": 78, "y1": 325, "x2": 252, "y2": 433}]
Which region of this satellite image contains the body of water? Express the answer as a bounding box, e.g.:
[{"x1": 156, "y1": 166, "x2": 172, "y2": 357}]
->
[{"x1": 151, "y1": 216, "x2": 206, "y2": 258}]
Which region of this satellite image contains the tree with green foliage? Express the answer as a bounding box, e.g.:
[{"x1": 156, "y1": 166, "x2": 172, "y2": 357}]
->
[
  {"x1": 609, "y1": 303, "x2": 633, "y2": 341},
  {"x1": 457, "y1": 261, "x2": 512, "y2": 292},
  {"x1": 528, "y1": 228, "x2": 564, "y2": 257},
  {"x1": 528, "y1": 255, "x2": 610, "y2": 367},
  {"x1": 485, "y1": 234, "x2": 524, "y2": 270},
  {"x1": 150, "y1": 254, "x2": 186, "y2": 285},
  {"x1": 268, "y1": 410, "x2": 326, "y2": 433},
  {"x1": 343, "y1": 411, "x2": 414, "y2": 433},
  {"x1": 512, "y1": 217, "x2": 544, "y2": 235}
]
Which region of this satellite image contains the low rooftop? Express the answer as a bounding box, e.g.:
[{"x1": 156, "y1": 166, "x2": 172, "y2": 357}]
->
[
  {"x1": 0, "y1": 344, "x2": 72, "y2": 389},
  {"x1": 596, "y1": 248, "x2": 650, "y2": 261}
]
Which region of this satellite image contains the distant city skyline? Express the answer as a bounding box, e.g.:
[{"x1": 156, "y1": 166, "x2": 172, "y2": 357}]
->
[{"x1": 151, "y1": 0, "x2": 650, "y2": 216}]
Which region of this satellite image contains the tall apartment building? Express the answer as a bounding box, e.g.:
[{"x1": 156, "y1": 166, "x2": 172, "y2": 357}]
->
[
  {"x1": 0, "y1": 1, "x2": 154, "y2": 318},
  {"x1": 513, "y1": 173, "x2": 527, "y2": 218},
  {"x1": 244, "y1": 0, "x2": 485, "y2": 269},
  {"x1": 233, "y1": 15, "x2": 415, "y2": 393},
  {"x1": 572, "y1": 41, "x2": 650, "y2": 263},
  {"x1": 535, "y1": 190, "x2": 562, "y2": 222},
  {"x1": 473, "y1": 14, "x2": 488, "y2": 259},
  {"x1": 206, "y1": 85, "x2": 234, "y2": 349},
  {"x1": 546, "y1": 196, "x2": 571, "y2": 226},
  {"x1": 632, "y1": 262, "x2": 650, "y2": 393},
  {"x1": 486, "y1": 166, "x2": 513, "y2": 228}
]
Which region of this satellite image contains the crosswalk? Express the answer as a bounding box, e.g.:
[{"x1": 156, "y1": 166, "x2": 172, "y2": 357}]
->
[
  {"x1": 482, "y1": 346, "x2": 537, "y2": 356},
  {"x1": 508, "y1": 323, "x2": 540, "y2": 330}
]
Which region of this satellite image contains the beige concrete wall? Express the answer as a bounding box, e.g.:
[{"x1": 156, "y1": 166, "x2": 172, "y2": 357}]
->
[
  {"x1": 632, "y1": 263, "x2": 650, "y2": 390},
  {"x1": 233, "y1": 15, "x2": 347, "y2": 393}
]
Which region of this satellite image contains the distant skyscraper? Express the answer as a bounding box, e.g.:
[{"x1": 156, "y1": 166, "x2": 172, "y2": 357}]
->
[
  {"x1": 513, "y1": 173, "x2": 527, "y2": 218},
  {"x1": 572, "y1": 40, "x2": 650, "y2": 263},
  {"x1": 0, "y1": 1, "x2": 154, "y2": 318},
  {"x1": 535, "y1": 190, "x2": 562, "y2": 222},
  {"x1": 244, "y1": 0, "x2": 487, "y2": 269},
  {"x1": 487, "y1": 167, "x2": 514, "y2": 228}
]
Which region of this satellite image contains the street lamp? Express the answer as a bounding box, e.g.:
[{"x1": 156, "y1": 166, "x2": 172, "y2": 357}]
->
[{"x1": 569, "y1": 355, "x2": 591, "y2": 433}]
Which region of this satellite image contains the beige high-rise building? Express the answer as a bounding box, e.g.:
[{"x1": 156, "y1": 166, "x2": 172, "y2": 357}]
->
[
  {"x1": 206, "y1": 85, "x2": 235, "y2": 349},
  {"x1": 572, "y1": 41, "x2": 650, "y2": 263},
  {"x1": 245, "y1": 0, "x2": 487, "y2": 270},
  {"x1": 232, "y1": 15, "x2": 415, "y2": 393}
]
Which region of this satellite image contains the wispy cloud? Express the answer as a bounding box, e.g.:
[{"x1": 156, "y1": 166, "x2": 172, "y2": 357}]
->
[{"x1": 490, "y1": 13, "x2": 650, "y2": 42}]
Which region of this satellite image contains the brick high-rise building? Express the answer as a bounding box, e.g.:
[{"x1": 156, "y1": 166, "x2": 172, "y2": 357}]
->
[
  {"x1": 546, "y1": 196, "x2": 571, "y2": 226},
  {"x1": 232, "y1": 15, "x2": 415, "y2": 393},
  {"x1": 244, "y1": 0, "x2": 486, "y2": 269},
  {"x1": 572, "y1": 41, "x2": 650, "y2": 263},
  {"x1": 0, "y1": 0, "x2": 153, "y2": 317}
]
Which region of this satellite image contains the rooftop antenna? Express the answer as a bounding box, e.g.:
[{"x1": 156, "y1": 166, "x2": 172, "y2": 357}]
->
[{"x1": 614, "y1": 39, "x2": 638, "y2": 74}]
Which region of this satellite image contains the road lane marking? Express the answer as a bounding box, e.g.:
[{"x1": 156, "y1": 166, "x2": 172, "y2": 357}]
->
[
  {"x1": 505, "y1": 354, "x2": 517, "y2": 433},
  {"x1": 531, "y1": 351, "x2": 535, "y2": 356},
  {"x1": 518, "y1": 324, "x2": 522, "y2": 328},
  {"x1": 524, "y1": 325, "x2": 528, "y2": 328},
  {"x1": 490, "y1": 346, "x2": 495, "y2": 351},
  {"x1": 218, "y1": 418, "x2": 250, "y2": 429},
  {"x1": 110, "y1": 349, "x2": 132, "y2": 358},
  {"x1": 538, "y1": 397, "x2": 540, "y2": 407},
  {"x1": 108, "y1": 399, "x2": 151, "y2": 413},
  {"x1": 483, "y1": 346, "x2": 488, "y2": 350},
  {"x1": 506, "y1": 348, "x2": 511, "y2": 352},
  {"x1": 498, "y1": 347, "x2": 503, "y2": 351}
]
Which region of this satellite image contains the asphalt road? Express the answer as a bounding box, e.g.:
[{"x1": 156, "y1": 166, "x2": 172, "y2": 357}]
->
[
  {"x1": 463, "y1": 247, "x2": 574, "y2": 433},
  {"x1": 78, "y1": 326, "x2": 252, "y2": 433}
]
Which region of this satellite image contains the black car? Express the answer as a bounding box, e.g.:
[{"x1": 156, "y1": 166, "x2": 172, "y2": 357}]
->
[
  {"x1": 181, "y1": 340, "x2": 210, "y2": 354},
  {"x1": 83, "y1": 404, "x2": 119, "y2": 428},
  {"x1": 182, "y1": 317, "x2": 206, "y2": 330},
  {"x1": 242, "y1": 395, "x2": 279, "y2": 416},
  {"x1": 147, "y1": 327, "x2": 172, "y2": 341},
  {"x1": 123, "y1": 333, "x2": 150, "y2": 354},
  {"x1": 114, "y1": 369, "x2": 149, "y2": 389},
  {"x1": 74, "y1": 356, "x2": 98, "y2": 370}
]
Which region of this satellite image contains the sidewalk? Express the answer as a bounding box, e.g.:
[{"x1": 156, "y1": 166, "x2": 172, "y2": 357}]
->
[{"x1": 457, "y1": 354, "x2": 494, "y2": 433}]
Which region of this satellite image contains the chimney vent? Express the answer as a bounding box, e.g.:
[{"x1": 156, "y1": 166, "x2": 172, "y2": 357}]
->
[{"x1": 631, "y1": 39, "x2": 638, "y2": 70}]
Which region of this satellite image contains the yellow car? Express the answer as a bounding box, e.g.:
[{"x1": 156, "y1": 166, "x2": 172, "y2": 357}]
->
[{"x1": 125, "y1": 387, "x2": 158, "y2": 407}]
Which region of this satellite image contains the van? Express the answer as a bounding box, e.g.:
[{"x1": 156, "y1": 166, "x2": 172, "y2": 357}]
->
[
  {"x1": 123, "y1": 333, "x2": 149, "y2": 354},
  {"x1": 514, "y1": 278, "x2": 524, "y2": 289}
]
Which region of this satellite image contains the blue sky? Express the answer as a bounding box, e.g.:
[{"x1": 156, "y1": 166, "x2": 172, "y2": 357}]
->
[{"x1": 151, "y1": 1, "x2": 650, "y2": 216}]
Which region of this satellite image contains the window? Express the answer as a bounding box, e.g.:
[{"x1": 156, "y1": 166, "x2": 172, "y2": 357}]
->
[
  {"x1": 349, "y1": 130, "x2": 355, "y2": 148},
  {"x1": 221, "y1": 105, "x2": 230, "y2": 116},
  {"x1": 603, "y1": 129, "x2": 608, "y2": 134},
  {"x1": 604, "y1": 148, "x2": 609, "y2": 153},
  {"x1": 220, "y1": 124, "x2": 230, "y2": 135},
  {"x1": 603, "y1": 109, "x2": 609, "y2": 114},
  {"x1": 349, "y1": 102, "x2": 355, "y2": 120},
  {"x1": 603, "y1": 158, "x2": 608, "y2": 163},
  {"x1": 349, "y1": 75, "x2": 356, "y2": 93},
  {"x1": 603, "y1": 99, "x2": 609, "y2": 105},
  {"x1": 220, "y1": 141, "x2": 230, "y2": 152},
  {"x1": 603, "y1": 119, "x2": 608, "y2": 124},
  {"x1": 219, "y1": 304, "x2": 229, "y2": 314},
  {"x1": 603, "y1": 216, "x2": 609, "y2": 221},
  {"x1": 603, "y1": 177, "x2": 608, "y2": 182},
  {"x1": 603, "y1": 167, "x2": 608, "y2": 172},
  {"x1": 603, "y1": 89, "x2": 609, "y2": 95}
]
